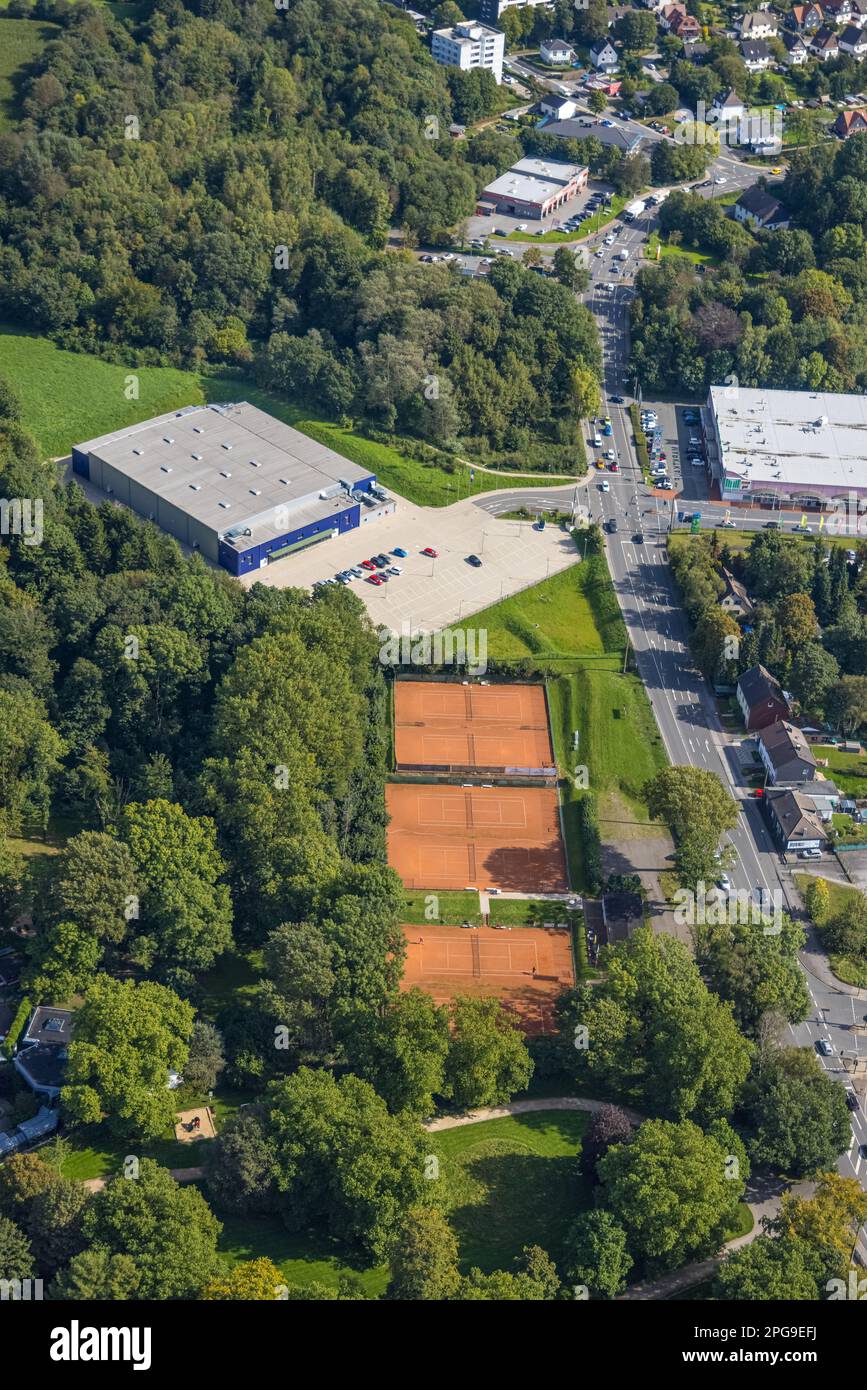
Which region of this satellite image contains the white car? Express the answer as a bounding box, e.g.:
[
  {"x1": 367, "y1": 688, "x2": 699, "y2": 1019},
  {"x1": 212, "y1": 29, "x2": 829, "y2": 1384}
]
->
[
  {"x1": 714, "y1": 176, "x2": 727, "y2": 185},
  {"x1": 605, "y1": 282, "x2": 615, "y2": 291},
  {"x1": 594, "y1": 249, "x2": 604, "y2": 257},
  {"x1": 604, "y1": 234, "x2": 616, "y2": 245},
  {"x1": 517, "y1": 223, "x2": 528, "y2": 232},
  {"x1": 689, "y1": 457, "x2": 704, "y2": 467},
  {"x1": 716, "y1": 873, "x2": 732, "y2": 894},
  {"x1": 605, "y1": 449, "x2": 616, "y2": 461},
  {"x1": 592, "y1": 433, "x2": 603, "y2": 447},
  {"x1": 600, "y1": 480, "x2": 610, "y2": 492}
]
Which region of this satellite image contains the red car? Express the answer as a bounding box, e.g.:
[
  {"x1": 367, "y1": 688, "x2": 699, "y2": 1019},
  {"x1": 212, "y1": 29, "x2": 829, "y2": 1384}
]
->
[
  {"x1": 366, "y1": 574, "x2": 383, "y2": 586},
  {"x1": 360, "y1": 559, "x2": 375, "y2": 570},
  {"x1": 609, "y1": 462, "x2": 619, "y2": 472},
  {"x1": 421, "y1": 547, "x2": 439, "y2": 558}
]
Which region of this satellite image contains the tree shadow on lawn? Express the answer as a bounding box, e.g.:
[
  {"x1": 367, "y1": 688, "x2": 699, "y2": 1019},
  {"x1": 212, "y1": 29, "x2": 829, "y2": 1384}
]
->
[{"x1": 446, "y1": 1147, "x2": 588, "y2": 1274}]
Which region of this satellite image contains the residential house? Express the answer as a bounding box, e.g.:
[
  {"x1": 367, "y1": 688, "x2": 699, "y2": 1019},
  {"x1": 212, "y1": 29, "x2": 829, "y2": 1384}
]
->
[
  {"x1": 758, "y1": 720, "x2": 819, "y2": 785},
  {"x1": 540, "y1": 36, "x2": 575, "y2": 65},
  {"x1": 839, "y1": 21, "x2": 867, "y2": 52},
  {"x1": 711, "y1": 88, "x2": 746, "y2": 124},
  {"x1": 734, "y1": 184, "x2": 789, "y2": 229},
  {"x1": 13, "y1": 1005, "x2": 75, "y2": 1100},
  {"x1": 736, "y1": 663, "x2": 790, "y2": 730},
  {"x1": 540, "y1": 94, "x2": 577, "y2": 120},
  {"x1": 589, "y1": 37, "x2": 620, "y2": 71},
  {"x1": 811, "y1": 23, "x2": 841, "y2": 57},
  {"x1": 782, "y1": 30, "x2": 810, "y2": 63},
  {"x1": 765, "y1": 788, "x2": 828, "y2": 853},
  {"x1": 720, "y1": 568, "x2": 755, "y2": 619},
  {"x1": 740, "y1": 38, "x2": 773, "y2": 70},
  {"x1": 659, "y1": 2, "x2": 687, "y2": 29},
  {"x1": 824, "y1": 0, "x2": 865, "y2": 24},
  {"x1": 687, "y1": 41, "x2": 710, "y2": 61},
  {"x1": 671, "y1": 11, "x2": 701, "y2": 40},
  {"x1": 787, "y1": 2, "x2": 825, "y2": 30},
  {"x1": 835, "y1": 106, "x2": 867, "y2": 136},
  {"x1": 739, "y1": 10, "x2": 780, "y2": 37}
]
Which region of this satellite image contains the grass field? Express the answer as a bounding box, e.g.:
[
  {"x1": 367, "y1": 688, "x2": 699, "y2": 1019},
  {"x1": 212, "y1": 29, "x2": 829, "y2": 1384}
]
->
[
  {"x1": 794, "y1": 872, "x2": 867, "y2": 988},
  {"x1": 461, "y1": 551, "x2": 626, "y2": 669},
  {"x1": 0, "y1": 332, "x2": 574, "y2": 508},
  {"x1": 60, "y1": 1088, "x2": 252, "y2": 1181},
  {"x1": 812, "y1": 745, "x2": 867, "y2": 798},
  {"x1": 430, "y1": 1109, "x2": 590, "y2": 1273},
  {"x1": 215, "y1": 1213, "x2": 388, "y2": 1298},
  {"x1": 0, "y1": 330, "x2": 205, "y2": 458},
  {"x1": 505, "y1": 196, "x2": 628, "y2": 244},
  {"x1": 0, "y1": 20, "x2": 59, "y2": 132},
  {"x1": 399, "y1": 890, "x2": 578, "y2": 928}
]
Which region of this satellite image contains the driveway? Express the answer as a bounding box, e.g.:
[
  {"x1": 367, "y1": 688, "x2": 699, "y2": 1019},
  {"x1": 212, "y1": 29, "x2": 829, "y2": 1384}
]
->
[{"x1": 241, "y1": 491, "x2": 582, "y2": 633}]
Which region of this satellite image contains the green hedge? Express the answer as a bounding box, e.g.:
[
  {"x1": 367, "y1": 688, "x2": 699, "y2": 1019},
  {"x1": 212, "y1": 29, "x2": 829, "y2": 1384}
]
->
[
  {"x1": 629, "y1": 404, "x2": 650, "y2": 474},
  {"x1": 577, "y1": 795, "x2": 602, "y2": 894},
  {"x1": 2, "y1": 995, "x2": 31, "y2": 1059}
]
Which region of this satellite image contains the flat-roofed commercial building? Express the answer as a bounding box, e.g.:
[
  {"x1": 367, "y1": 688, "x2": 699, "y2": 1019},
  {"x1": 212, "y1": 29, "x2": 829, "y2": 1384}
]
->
[
  {"x1": 72, "y1": 402, "x2": 394, "y2": 576},
  {"x1": 477, "y1": 156, "x2": 588, "y2": 218},
  {"x1": 707, "y1": 384, "x2": 867, "y2": 512}
]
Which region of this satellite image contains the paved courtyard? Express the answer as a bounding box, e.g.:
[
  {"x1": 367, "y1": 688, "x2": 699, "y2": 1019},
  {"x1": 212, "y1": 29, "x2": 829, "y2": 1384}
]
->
[{"x1": 240, "y1": 492, "x2": 581, "y2": 633}]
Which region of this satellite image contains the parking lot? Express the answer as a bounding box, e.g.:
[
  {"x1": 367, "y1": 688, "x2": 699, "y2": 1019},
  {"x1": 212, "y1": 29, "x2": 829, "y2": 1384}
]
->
[
  {"x1": 463, "y1": 181, "x2": 616, "y2": 244},
  {"x1": 640, "y1": 399, "x2": 713, "y2": 503},
  {"x1": 240, "y1": 492, "x2": 581, "y2": 632}
]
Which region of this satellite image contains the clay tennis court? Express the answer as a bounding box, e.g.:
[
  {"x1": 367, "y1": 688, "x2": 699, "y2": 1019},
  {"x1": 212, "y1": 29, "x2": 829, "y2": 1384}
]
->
[
  {"x1": 401, "y1": 923, "x2": 574, "y2": 1034},
  {"x1": 386, "y1": 783, "x2": 568, "y2": 892},
  {"x1": 394, "y1": 681, "x2": 554, "y2": 772}
]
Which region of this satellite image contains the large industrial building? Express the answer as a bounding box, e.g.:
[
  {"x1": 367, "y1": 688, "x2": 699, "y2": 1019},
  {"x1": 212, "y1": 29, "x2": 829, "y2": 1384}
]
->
[
  {"x1": 706, "y1": 385, "x2": 867, "y2": 511},
  {"x1": 72, "y1": 402, "x2": 394, "y2": 576}
]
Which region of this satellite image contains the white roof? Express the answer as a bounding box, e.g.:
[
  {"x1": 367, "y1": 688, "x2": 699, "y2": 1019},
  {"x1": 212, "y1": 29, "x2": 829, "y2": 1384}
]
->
[{"x1": 711, "y1": 385, "x2": 867, "y2": 489}]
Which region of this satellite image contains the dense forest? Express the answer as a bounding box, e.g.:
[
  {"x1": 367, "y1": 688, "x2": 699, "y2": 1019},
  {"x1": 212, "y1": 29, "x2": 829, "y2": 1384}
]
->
[
  {"x1": 629, "y1": 134, "x2": 867, "y2": 395},
  {"x1": 0, "y1": 0, "x2": 599, "y2": 464}
]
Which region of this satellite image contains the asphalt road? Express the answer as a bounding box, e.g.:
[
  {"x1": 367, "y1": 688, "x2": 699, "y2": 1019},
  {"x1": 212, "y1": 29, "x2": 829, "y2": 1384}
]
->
[{"x1": 585, "y1": 216, "x2": 867, "y2": 1247}]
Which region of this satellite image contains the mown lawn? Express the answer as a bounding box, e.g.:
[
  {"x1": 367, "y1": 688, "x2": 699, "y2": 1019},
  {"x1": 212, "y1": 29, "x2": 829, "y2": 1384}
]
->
[
  {"x1": 548, "y1": 666, "x2": 668, "y2": 817},
  {"x1": 0, "y1": 20, "x2": 60, "y2": 132},
  {"x1": 60, "y1": 1088, "x2": 253, "y2": 1181},
  {"x1": 400, "y1": 889, "x2": 484, "y2": 926},
  {"x1": 215, "y1": 1214, "x2": 389, "y2": 1299},
  {"x1": 430, "y1": 1109, "x2": 590, "y2": 1273},
  {"x1": 461, "y1": 550, "x2": 626, "y2": 668},
  {"x1": 505, "y1": 195, "x2": 628, "y2": 244},
  {"x1": 813, "y1": 745, "x2": 867, "y2": 799}
]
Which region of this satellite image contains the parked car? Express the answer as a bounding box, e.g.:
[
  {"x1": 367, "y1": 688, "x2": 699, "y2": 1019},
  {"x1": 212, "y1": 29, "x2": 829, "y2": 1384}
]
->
[
  {"x1": 466, "y1": 554, "x2": 482, "y2": 567},
  {"x1": 366, "y1": 574, "x2": 383, "y2": 586},
  {"x1": 798, "y1": 847, "x2": 822, "y2": 859},
  {"x1": 421, "y1": 547, "x2": 439, "y2": 558},
  {"x1": 387, "y1": 566, "x2": 402, "y2": 575},
  {"x1": 360, "y1": 559, "x2": 375, "y2": 570},
  {"x1": 392, "y1": 547, "x2": 407, "y2": 558}
]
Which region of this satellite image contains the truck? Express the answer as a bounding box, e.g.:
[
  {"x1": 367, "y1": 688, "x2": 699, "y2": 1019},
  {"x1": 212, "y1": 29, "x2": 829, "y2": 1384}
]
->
[{"x1": 622, "y1": 199, "x2": 646, "y2": 221}]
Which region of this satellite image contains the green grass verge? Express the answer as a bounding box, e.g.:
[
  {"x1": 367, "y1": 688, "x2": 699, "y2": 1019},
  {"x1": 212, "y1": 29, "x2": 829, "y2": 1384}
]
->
[
  {"x1": 461, "y1": 551, "x2": 625, "y2": 669},
  {"x1": 645, "y1": 232, "x2": 719, "y2": 268},
  {"x1": 400, "y1": 890, "x2": 483, "y2": 926},
  {"x1": 430, "y1": 1109, "x2": 590, "y2": 1274},
  {"x1": 548, "y1": 667, "x2": 667, "y2": 813},
  {"x1": 0, "y1": 20, "x2": 59, "y2": 132}
]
